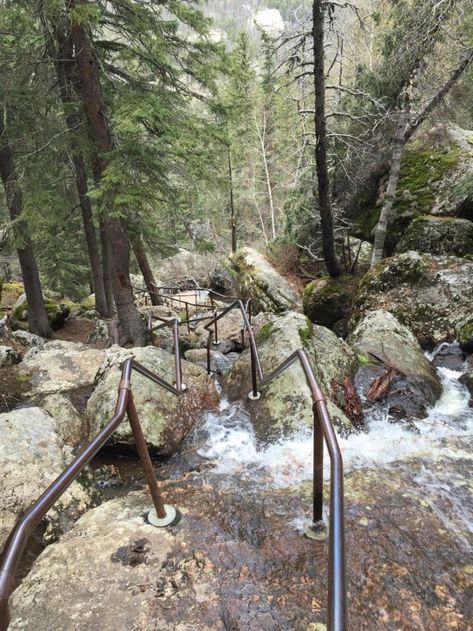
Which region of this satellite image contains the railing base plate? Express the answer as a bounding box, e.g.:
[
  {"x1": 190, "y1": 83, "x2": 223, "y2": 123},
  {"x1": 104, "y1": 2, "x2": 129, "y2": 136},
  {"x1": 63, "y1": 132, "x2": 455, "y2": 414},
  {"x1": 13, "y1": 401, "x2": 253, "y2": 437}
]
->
[
  {"x1": 147, "y1": 505, "x2": 180, "y2": 528},
  {"x1": 304, "y1": 521, "x2": 328, "y2": 541},
  {"x1": 248, "y1": 391, "x2": 261, "y2": 401}
]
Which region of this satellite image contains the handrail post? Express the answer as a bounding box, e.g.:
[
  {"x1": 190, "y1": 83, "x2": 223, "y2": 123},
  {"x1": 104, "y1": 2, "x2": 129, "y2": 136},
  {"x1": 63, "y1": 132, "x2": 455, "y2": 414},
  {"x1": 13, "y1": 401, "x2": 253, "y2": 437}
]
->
[
  {"x1": 213, "y1": 309, "x2": 219, "y2": 346},
  {"x1": 312, "y1": 403, "x2": 324, "y2": 526},
  {"x1": 185, "y1": 303, "x2": 190, "y2": 333},
  {"x1": 126, "y1": 392, "x2": 179, "y2": 528},
  {"x1": 172, "y1": 320, "x2": 186, "y2": 391},
  {"x1": 206, "y1": 331, "x2": 214, "y2": 375},
  {"x1": 248, "y1": 336, "x2": 260, "y2": 400}
]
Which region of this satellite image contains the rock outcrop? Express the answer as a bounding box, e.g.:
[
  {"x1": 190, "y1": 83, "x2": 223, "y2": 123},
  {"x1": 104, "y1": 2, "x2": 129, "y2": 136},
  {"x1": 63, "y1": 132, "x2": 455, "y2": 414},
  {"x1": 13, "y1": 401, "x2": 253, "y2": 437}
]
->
[
  {"x1": 396, "y1": 216, "x2": 473, "y2": 257},
  {"x1": 230, "y1": 247, "x2": 301, "y2": 314},
  {"x1": 348, "y1": 310, "x2": 441, "y2": 419},
  {"x1": 350, "y1": 251, "x2": 473, "y2": 347},
  {"x1": 0, "y1": 407, "x2": 92, "y2": 548},
  {"x1": 19, "y1": 340, "x2": 107, "y2": 396},
  {"x1": 0, "y1": 345, "x2": 21, "y2": 368},
  {"x1": 224, "y1": 311, "x2": 358, "y2": 439},
  {"x1": 303, "y1": 275, "x2": 359, "y2": 330},
  {"x1": 86, "y1": 346, "x2": 219, "y2": 454}
]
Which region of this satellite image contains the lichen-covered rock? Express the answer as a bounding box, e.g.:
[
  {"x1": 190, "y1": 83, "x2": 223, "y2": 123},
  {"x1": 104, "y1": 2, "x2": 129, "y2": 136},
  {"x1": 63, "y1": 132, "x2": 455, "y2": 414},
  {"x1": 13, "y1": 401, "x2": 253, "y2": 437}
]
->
[
  {"x1": 0, "y1": 407, "x2": 92, "y2": 548},
  {"x1": 348, "y1": 310, "x2": 441, "y2": 419},
  {"x1": 39, "y1": 394, "x2": 85, "y2": 447},
  {"x1": 10, "y1": 329, "x2": 46, "y2": 348},
  {"x1": 224, "y1": 311, "x2": 357, "y2": 439},
  {"x1": 87, "y1": 319, "x2": 110, "y2": 344},
  {"x1": 230, "y1": 247, "x2": 301, "y2": 314},
  {"x1": 0, "y1": 345, "x2": 21, "y2": 367},
  {"x1": 396, "y1": 216, "x2": 473, "y2": 257},
  {"x1": 456, "y1": 318, "x2": 473, "y2": 354},
  {"x1": 86, "y1": 346, "x2": 219, "y2": 453},
  {"x1": 19, "y1": 340, "x2": 107, "y2": 396},
  {"x1": 303, "y1": 275, "x2": 359, "y2": 329},
  {"x1": 152, "y1": 249, "x2": 221, "y2": 288},
  {"x1": 350, "y1": 251, "x2": 473, "y2": 347}
]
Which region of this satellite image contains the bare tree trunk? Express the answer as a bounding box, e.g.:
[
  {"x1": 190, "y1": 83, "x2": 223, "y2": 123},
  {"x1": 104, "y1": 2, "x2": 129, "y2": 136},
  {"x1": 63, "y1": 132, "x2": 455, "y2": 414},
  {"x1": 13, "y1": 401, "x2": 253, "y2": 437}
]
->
[
  {"x1": 312, "y1": 0, "x2": 341, "y2": 277},
  {"x1": 0, "y1": 122, "x2": 52, "y2": 338},
  {"x1": 131, "y1": 235, "x2": 163, "y2": 306},
  {"x1": 67, "y1": 0, "x2": 145, "y2": 345},
  {"x1": 256, "y1": 111, "x2": 277, "y2": 240},
  {"x1": 371, "y1": 103, "x2": 410, "y2": 266},
  {"x1": 42, "y1": 22, "x2": 110, "y2": 317},
  {"x1": 99, "y1": 221, "x2": 115, "y2": 314}
]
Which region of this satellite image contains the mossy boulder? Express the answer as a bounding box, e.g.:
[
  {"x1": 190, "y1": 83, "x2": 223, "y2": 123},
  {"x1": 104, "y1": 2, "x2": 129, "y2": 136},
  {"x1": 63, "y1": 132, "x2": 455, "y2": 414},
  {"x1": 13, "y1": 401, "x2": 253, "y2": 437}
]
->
[
  {"x1": 223, "y1": 311, "x2": 358, "y2": 439},
  {"x1": 230, "y1": 247, "x2": 301, "y2": 314},
  {"x1": 303, "y1": 275, "x2": 359, "y2": 330},
  {"x1": 13, "y1": 299, "x2": 70, "y2": 330},
  {"x1": 396, "y1": 216, "x2": 473, "y2": 257},
  {"x1": 348, "y1": 310, "x2": 441, "y2": 419},
  {"x1": 456, "y1": 319, "x2": 473, "y2": 353},
  {"x1": 350, "y1": 251, "x2": 473, "y2": 347},
  {"x1": 86, "y1": 346, "x2": 219, "y2": 454},
  {"x1": 355, "y1": 130, "x2": 470, "y2": 250}
]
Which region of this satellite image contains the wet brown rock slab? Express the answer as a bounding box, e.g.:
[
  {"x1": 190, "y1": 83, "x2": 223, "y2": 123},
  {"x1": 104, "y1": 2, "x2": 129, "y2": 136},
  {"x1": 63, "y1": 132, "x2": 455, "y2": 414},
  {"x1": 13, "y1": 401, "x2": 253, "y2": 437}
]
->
[{"x1": 9, "y1": 446, "x2": 472, "y2": 630}]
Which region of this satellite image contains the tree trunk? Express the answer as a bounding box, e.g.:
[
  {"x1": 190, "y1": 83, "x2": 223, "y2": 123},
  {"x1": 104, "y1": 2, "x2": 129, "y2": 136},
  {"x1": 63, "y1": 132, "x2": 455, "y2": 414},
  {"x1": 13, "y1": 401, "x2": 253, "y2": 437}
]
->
[
  {"x1": 131, "y1": 235, "x2": 163, "y2": 306},
  {"x1": 312, "y1": 0, "x2": 341, "y2": 277},
  {"x1": 99, "y1": 221, "x2": 115, "y2": 314},
  {"x1": 43, "y1": 24, "x2": 110, "y2": 317},
  {"x1": 67, "y1": 0, "x2": 145, "y2": 345},
  {"x1": 228, "y1": 147, "x2": 237, "y2": 253},
  {"x1": 0, "y1": 122, "x2": 52, "y2": 338},
  {"x1": 371, "y1": 103, "x2": 410, "y2": 266}
]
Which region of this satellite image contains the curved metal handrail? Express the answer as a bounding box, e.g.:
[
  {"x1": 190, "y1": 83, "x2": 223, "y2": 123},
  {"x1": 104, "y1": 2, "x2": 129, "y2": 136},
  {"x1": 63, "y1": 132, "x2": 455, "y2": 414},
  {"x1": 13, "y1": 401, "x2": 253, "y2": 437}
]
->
[
  {"x1": 203, "y1": 300, "x2": 347, "y2": 631},
  {"x1": 0, "y1": 358, "x2": 186, "y2": 631}
]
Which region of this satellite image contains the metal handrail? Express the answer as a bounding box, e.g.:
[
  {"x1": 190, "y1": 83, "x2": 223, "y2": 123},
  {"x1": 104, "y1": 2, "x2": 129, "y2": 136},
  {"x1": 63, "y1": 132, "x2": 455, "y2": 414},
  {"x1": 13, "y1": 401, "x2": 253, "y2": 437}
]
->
[
  {"x1": 1, "y1": 292, "x2": 346, "y2": 631},
  {"x1": 0, "y1": 357, "x2": 186, "y2": 631},
  {"x1": 203, "y1": 300, "x2": 347, "y2": 631}
]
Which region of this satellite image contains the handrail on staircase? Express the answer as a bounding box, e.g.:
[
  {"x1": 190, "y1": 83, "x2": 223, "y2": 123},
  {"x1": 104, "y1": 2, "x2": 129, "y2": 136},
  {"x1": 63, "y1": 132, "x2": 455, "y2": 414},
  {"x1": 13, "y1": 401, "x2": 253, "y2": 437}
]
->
[
  {"x1": 0, "y1": 351, "x2": 187, "y2": 631},
  {"x1": 1, "y1": 291, "x2": 346, "y2": 631}
]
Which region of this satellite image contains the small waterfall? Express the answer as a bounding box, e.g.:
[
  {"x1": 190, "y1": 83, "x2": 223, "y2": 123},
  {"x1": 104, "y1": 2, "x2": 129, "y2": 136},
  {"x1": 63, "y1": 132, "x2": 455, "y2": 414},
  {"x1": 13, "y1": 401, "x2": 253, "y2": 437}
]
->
[{"x1": 197, "y1": 345, "x2": 473, "y2": 487}]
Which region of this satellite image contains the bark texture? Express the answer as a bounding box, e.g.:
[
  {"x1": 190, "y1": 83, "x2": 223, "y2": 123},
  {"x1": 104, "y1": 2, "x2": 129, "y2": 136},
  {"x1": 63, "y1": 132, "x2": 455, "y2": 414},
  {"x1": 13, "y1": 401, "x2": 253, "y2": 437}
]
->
[
  {"x1": 131, "y1": 235, "x2": 163, "y2": 306},
  {"x1": 0, "y1": 122, "x2": 52, "y2": 337},
  {"x1": 312, "y1": 0, "x2": 341, "y2": 277},
  {"x1": 371, "y1": 104, "x2": 410, "y2": 266},
  {"x1": 67, "y1": 0, "x2": 145, "y2": 345}
]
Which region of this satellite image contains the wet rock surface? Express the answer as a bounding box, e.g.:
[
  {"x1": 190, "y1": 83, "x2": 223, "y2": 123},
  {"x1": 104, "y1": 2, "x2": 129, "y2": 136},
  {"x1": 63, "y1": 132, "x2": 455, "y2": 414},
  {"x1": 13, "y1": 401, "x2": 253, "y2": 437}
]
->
[
  {"x1": 9, "y1": 436, "x2": 472, "y2": 631},
  {"x1": 348, "y1": 310, "x2": 441, "y2": 419},
  {"x1": 224, "y1": 312, "x2": 358, "y2": 438}
]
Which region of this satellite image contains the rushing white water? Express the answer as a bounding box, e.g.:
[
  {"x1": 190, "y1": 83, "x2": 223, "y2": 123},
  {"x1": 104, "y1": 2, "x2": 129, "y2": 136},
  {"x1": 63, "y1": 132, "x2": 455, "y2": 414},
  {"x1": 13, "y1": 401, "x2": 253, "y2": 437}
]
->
[{"x1": 197, "y1": 353, "x2": 473, "y2": 488}]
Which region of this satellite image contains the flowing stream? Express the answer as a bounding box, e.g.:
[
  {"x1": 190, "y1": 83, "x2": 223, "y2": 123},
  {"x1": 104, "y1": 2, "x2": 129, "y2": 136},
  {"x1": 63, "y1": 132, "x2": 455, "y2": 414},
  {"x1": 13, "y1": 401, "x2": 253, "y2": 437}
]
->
[{"x1": 198, "y1": 360, "x2": 472, "y2": 482}]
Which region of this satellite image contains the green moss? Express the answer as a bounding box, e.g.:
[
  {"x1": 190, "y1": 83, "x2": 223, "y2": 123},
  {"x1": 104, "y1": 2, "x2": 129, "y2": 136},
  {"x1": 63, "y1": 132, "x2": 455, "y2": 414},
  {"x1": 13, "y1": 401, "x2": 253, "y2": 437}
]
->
[
  {"x1": 298, "y1": 319, "x2": 314, "y2": 348},
  {"x1": 256, "y1": 321, "x2": 276, "y2": 343},
  {"x1": 355, "y1": 206, "x2": 381, "y2": 240},
  {"x1": 357, "y1": 353, "x2": 371, "y2": 366},
  {"x1": 457, "y1": 321, "x2": 473, "y2": 345}
]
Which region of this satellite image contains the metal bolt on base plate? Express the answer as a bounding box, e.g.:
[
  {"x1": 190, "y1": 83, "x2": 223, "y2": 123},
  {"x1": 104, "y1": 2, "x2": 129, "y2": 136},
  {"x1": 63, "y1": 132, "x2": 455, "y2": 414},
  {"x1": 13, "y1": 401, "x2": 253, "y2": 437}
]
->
[
  {"x1": 248, "y1": 391, "x2": 261, "y2": 401},
  {"x1": 304, "y1": 521, "x2": 328, "y2": 541},
  {"x1": 147, "y1": 505, "x2": 180, "y2": 528}
]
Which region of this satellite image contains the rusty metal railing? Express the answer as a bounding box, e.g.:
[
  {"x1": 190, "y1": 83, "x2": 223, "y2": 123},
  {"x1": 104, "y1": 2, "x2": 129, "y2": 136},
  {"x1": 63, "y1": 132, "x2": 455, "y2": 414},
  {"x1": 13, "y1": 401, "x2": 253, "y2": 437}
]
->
[
  {"x1": 203, "y1": 300, "x2": 347, "y2": 631},
  {"x1": 1, "y1": 287, "x2": 346, "y2": 631},
  {"x1": 0, "y1": 357, "x2": 187, "y2": 631}
]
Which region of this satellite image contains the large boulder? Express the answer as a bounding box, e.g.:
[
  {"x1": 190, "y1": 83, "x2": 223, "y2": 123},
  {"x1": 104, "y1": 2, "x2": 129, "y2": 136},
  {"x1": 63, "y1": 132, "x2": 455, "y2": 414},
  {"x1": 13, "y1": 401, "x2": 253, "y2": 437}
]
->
[
  {"x1": 230, "y1": 247, "x2": 301, "y2": 314},
  {"x1": 350, "y1": 251, "x2": 473, "y2": 347},
  {"x1": 348, "y1": 310, "x2": 441, "y2": 419},
  {"x1": 303, "y1": 275, "x2": 359, "y2": 330},
  {"x1": 19, "y1": 340, "x2": 107, "y2": 396},
  {"x1": 223, "y1": 311, "x2": 358, "y2": 439},
  {"x1": 39, "y1": 394, "x2": 85, "y2": 447},
  {"x1": 86, "y1": 346, "x2": 219, "y2": 454},
  {"x1": 396, "y1": 216, "x2": 473, "y2": 257},
  {"x1": 152, "y1": 249, "x2": 228, "y2": 289},
  {"x1": 0, "y1": 407, "x2": 93, "y2": 548}
]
